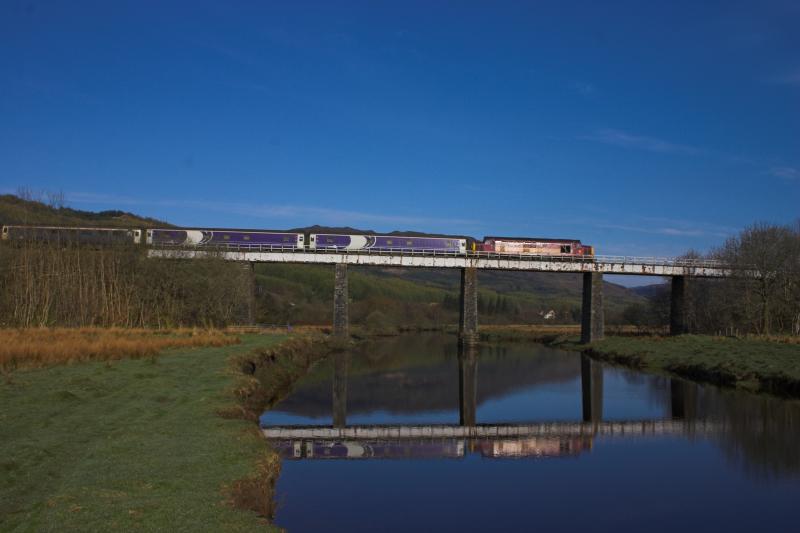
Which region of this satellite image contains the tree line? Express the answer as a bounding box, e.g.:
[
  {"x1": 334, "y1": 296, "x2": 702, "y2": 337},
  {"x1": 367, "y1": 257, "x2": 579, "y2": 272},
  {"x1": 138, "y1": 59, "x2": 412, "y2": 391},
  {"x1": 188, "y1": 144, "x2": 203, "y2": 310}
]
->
[
  {"x1": 0, "y1": 241, "x2": 254, "y2": 328},
  {"x1": 625, "y1": 222, "x2": 800, "y2": 336}
]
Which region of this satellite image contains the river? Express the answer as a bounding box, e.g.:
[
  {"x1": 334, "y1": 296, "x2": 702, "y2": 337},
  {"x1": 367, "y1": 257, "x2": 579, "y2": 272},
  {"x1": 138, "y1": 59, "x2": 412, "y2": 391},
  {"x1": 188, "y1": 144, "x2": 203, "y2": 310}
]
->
[{"x1": 260, "y1": 334, "x2": 800, "y2": 532}]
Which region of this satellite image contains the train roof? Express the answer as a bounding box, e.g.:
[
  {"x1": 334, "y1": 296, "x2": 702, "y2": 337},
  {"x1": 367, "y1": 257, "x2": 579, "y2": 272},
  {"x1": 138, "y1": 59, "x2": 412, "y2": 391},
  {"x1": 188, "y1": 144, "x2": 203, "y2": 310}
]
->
[
  {"x1": 2, "y1": 224, "x2": 135, "y2": 232},
  {"x1": 312, "y1": 232, "x2": 464, "y2": 239},
  {"x1": 149, "y1": 227, "x2": 303, "y2": 233},
  {"x1": 483, "y1": 236, "x2": 584, "y2": 243}
]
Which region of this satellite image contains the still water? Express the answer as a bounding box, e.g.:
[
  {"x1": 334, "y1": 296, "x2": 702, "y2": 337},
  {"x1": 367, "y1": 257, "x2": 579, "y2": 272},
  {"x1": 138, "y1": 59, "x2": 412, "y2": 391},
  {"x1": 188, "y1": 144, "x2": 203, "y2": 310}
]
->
[{"x1": 260, "y1": 334, "x2": 800, "y2": 532}]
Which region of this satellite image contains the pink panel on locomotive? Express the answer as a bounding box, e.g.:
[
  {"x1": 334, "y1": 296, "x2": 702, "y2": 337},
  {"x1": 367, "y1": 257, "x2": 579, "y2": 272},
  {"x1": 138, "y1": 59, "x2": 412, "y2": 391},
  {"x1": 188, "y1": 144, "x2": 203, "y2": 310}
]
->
[{"x1": 481, "y1": 238, "x2": 591, "y2": 256}]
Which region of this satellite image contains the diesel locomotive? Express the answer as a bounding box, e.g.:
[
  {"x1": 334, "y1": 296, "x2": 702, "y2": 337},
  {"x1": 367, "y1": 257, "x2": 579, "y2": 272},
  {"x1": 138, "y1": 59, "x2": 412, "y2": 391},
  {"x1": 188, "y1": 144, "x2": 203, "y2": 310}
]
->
[{"x1": 2, "y1": 225, "x2": 594, "y2": 257}]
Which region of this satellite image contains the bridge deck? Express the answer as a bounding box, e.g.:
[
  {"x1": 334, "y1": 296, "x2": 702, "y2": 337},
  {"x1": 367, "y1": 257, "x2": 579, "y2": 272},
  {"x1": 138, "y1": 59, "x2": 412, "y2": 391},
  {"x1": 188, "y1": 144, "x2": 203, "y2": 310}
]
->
[
  {"x1": 148, "y1": 246, "x2": 731, "y2": 277},
  {"x1": 262, "y1": 420, "x2": 722, "y2": 440}
]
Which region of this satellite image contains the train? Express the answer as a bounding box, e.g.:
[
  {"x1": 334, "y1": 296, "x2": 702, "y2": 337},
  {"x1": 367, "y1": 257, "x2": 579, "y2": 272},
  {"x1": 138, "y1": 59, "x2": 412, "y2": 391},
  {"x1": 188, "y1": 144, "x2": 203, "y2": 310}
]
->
[
  {"x1": 1, "y1": 224, "x2": 142, "y2": 245},
  {"x1": 1, "y1": 225, "x2": 595, "y2": 257}
]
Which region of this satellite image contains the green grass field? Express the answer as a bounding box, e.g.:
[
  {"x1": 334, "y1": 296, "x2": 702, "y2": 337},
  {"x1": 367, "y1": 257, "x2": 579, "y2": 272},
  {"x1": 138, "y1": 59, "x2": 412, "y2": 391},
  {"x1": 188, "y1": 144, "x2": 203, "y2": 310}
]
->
[{"x1": 0, "y1": 334, "x2": 285, "y2": 532}]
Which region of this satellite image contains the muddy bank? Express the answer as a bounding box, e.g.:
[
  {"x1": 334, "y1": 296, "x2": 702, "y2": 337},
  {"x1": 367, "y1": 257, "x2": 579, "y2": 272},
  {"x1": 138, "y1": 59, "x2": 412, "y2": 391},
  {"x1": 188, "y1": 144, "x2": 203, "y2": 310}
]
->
[{"x1": 225, "y1": 334, "x2": 342, "y2": 521}]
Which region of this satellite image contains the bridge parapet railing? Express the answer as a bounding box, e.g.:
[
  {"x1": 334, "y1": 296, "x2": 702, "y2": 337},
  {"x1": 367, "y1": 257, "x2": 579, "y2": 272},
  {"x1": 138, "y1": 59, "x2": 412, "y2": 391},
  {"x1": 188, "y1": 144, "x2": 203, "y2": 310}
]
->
[{"x1": 148, "y1": 243, "x2": 732, "y2": 270}]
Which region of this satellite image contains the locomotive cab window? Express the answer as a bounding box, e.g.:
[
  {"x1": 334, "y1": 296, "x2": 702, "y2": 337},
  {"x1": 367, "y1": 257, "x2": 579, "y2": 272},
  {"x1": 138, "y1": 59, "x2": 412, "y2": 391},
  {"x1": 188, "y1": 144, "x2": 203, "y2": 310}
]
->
[{"x1": 561, "y1": 245, "x2": 571, "y2": 253}]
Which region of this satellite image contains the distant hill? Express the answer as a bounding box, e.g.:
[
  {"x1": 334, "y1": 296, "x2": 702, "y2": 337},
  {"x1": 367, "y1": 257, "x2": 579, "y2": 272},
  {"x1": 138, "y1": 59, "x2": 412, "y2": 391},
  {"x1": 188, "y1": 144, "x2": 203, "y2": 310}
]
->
[
  {"x1": 0, "y1": 194, "x2": 169, "y2": 228},
  {"x1": 631, "y1": 283, "x2": 669, "y2": 300},
  {"x1": 256, "y1": 262, "x2": 646, "y2": 327}
]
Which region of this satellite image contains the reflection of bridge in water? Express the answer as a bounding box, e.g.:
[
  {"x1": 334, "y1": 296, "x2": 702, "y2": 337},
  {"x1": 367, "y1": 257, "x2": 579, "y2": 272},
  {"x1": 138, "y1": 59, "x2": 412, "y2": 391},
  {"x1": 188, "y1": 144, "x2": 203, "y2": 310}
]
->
[{"x1": 263, "y1": 344, "x2": 720, "y2": 460}]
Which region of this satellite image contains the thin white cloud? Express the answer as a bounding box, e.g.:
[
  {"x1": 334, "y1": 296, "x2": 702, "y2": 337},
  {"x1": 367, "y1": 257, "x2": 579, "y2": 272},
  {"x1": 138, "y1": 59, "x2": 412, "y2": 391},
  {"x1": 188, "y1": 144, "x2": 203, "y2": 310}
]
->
[
  {"x1": 769, "y1": 166, "x2": 799, "y2": 180},
  {"x1": 595, "y1": 222, "x2": 711, "y2": 238},
  {"x1": 570, "y1": 81, "x2": 596, "y2": 96},
  {"x1": 571, "y1": 214, "x2": 735, "y2": 240},
  {"x1": 64, "y1": 192, "x2": 479, "y2": 229},
  {"x1": 636, "y1": 216, "x2": 739, "y2": 236},
  {"x1": 581, "y1": 128, "x2": 701, "y2": 155},
  {"x1": 768, "y1": 70, "x2": 800, "y2": 87},
  {"x1": 659, "y1": 227, "x2": 706, "y2": 237}
]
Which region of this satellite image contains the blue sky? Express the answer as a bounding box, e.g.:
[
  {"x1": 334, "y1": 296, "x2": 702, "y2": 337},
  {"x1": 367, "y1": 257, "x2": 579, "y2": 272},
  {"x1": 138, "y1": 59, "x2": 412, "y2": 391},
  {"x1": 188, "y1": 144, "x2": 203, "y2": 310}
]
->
[{"x1": 1, "y1": 1, "x2": 798, "y2": 283}]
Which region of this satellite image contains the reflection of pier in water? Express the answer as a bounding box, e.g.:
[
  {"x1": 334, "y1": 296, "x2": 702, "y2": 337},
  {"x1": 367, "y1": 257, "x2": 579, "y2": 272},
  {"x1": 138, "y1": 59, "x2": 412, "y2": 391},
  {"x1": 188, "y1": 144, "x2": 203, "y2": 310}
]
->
[{"x1": 264, "y1": 344, "x2": 720, "y2": 460}]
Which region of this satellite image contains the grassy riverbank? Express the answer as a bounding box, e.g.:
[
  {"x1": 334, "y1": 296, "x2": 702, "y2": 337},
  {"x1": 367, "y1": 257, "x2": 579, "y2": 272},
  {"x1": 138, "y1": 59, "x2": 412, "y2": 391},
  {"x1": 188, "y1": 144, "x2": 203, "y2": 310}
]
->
[
  {"x1": 478, "y1": 325, "x2": 800, "y2": 398},
  {"x1": 578, "y1": 335, "x2": 800, "y2": 397},
  {"x1": 0, "y1": 334, "x2": 286, "y2": 531}
]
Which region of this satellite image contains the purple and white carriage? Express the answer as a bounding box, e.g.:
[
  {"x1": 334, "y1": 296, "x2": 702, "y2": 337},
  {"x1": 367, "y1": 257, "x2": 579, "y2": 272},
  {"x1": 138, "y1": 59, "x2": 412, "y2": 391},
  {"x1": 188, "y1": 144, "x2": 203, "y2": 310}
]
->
[
  {"x1": 309, "y1": 234, "x2": 466, "y2": 253},
  {"x1": 146, "y1": 228, "x2": 304, "y2": 248}
]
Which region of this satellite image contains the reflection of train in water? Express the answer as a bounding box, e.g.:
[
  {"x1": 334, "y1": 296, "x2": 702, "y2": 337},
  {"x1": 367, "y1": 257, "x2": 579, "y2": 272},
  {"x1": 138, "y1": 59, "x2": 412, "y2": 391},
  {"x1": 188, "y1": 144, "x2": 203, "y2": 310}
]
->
[
  {"x1": 476, "y1": 437, "x2": 591, "y2": 458},
  {"x1": 272, "y1": 437, "x2": 591, "y2": 460},
  {"x1": 2, "y1": 225, "x2": 595, "y2": 257},
  {"x1": 274, "y1": 440, "x2": 465, "y2": 460}
]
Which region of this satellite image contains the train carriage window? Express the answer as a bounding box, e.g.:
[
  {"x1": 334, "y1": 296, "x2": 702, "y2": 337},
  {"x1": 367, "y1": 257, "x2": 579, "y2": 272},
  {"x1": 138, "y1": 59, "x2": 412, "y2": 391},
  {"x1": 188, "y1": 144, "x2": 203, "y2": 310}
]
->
[
  {"x1": 406, "y1": 240, "x2": 413, "y2": 246},
  {"x1": 283, "y1": 236, "x2": 291, "y2": 242},
  {"x1": 243, "y1": 235, "x2": 251, "y2": 241},
  {"x1": 387, "y1": 239, "x2": 393, "y2": 245},
  {"x1": 326, "y1": 237, "x2": 334, "y2": 243},
  {"x1": 223, "y1": 235, "x2": 230, "y2": 240}
]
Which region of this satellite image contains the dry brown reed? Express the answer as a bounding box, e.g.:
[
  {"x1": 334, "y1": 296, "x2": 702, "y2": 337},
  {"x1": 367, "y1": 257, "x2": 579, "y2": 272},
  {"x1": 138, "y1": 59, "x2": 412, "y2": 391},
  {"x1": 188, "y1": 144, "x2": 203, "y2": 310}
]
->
[
  {"x1": 747, "y1": 334, "x2": 800, "y2": 345},
  {"x1": 0, "y1": 327, "x2": 240, "y2": 371}
]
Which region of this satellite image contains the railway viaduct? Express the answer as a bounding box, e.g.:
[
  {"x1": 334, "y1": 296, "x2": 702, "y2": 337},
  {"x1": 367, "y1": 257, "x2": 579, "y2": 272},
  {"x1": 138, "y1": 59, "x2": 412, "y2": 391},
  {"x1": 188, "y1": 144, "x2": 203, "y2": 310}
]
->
[{"x1": 148, "y1": 247, "x2": 732, "y2": 343}]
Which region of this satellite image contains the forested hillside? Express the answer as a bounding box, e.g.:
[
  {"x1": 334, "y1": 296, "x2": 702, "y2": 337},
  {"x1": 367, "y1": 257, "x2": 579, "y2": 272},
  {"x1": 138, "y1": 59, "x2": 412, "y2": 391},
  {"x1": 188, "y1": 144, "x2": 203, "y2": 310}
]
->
[
  {"x1": 0, "y1": 194, "x2": 167, "y2": 228},
  {"x1": 255, "y1": 263, "x2": 646, "y2": 328}
]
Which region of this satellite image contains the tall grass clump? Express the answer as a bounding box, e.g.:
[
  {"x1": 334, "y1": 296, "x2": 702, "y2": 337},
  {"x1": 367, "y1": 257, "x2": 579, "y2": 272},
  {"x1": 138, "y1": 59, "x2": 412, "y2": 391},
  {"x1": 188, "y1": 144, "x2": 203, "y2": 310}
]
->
[{"x1": 0, "y1": 327, "x2": 240, "y2": 371}]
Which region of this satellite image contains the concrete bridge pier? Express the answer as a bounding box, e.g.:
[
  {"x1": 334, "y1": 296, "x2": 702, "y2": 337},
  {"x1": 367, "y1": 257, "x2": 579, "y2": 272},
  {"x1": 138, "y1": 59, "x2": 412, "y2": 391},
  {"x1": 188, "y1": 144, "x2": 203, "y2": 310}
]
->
[
  {"x1": 241, "y1": 262, "x2": 256, "y2": 326},
  {"x1": 581, "y1": 355, "x2": 604, "y2": 423},
  {"x1": 333, "y1": 263, "x2": 349, "y2": 338},
  {"x1": 458, "y1": 342, "x2": 478, "y2": 427},
  {"x1": 332, "y1": 351, "x2": 349, "y2": 428},
  {"x1": 580, "y1": 272, "x2": 604, "y2": 343},
  {"x1": 670, "y1": 275, "x2": 689, "y2": 335},
  {"x1": 459, "y1": 267, "x2": 478, "y2": 346}
]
